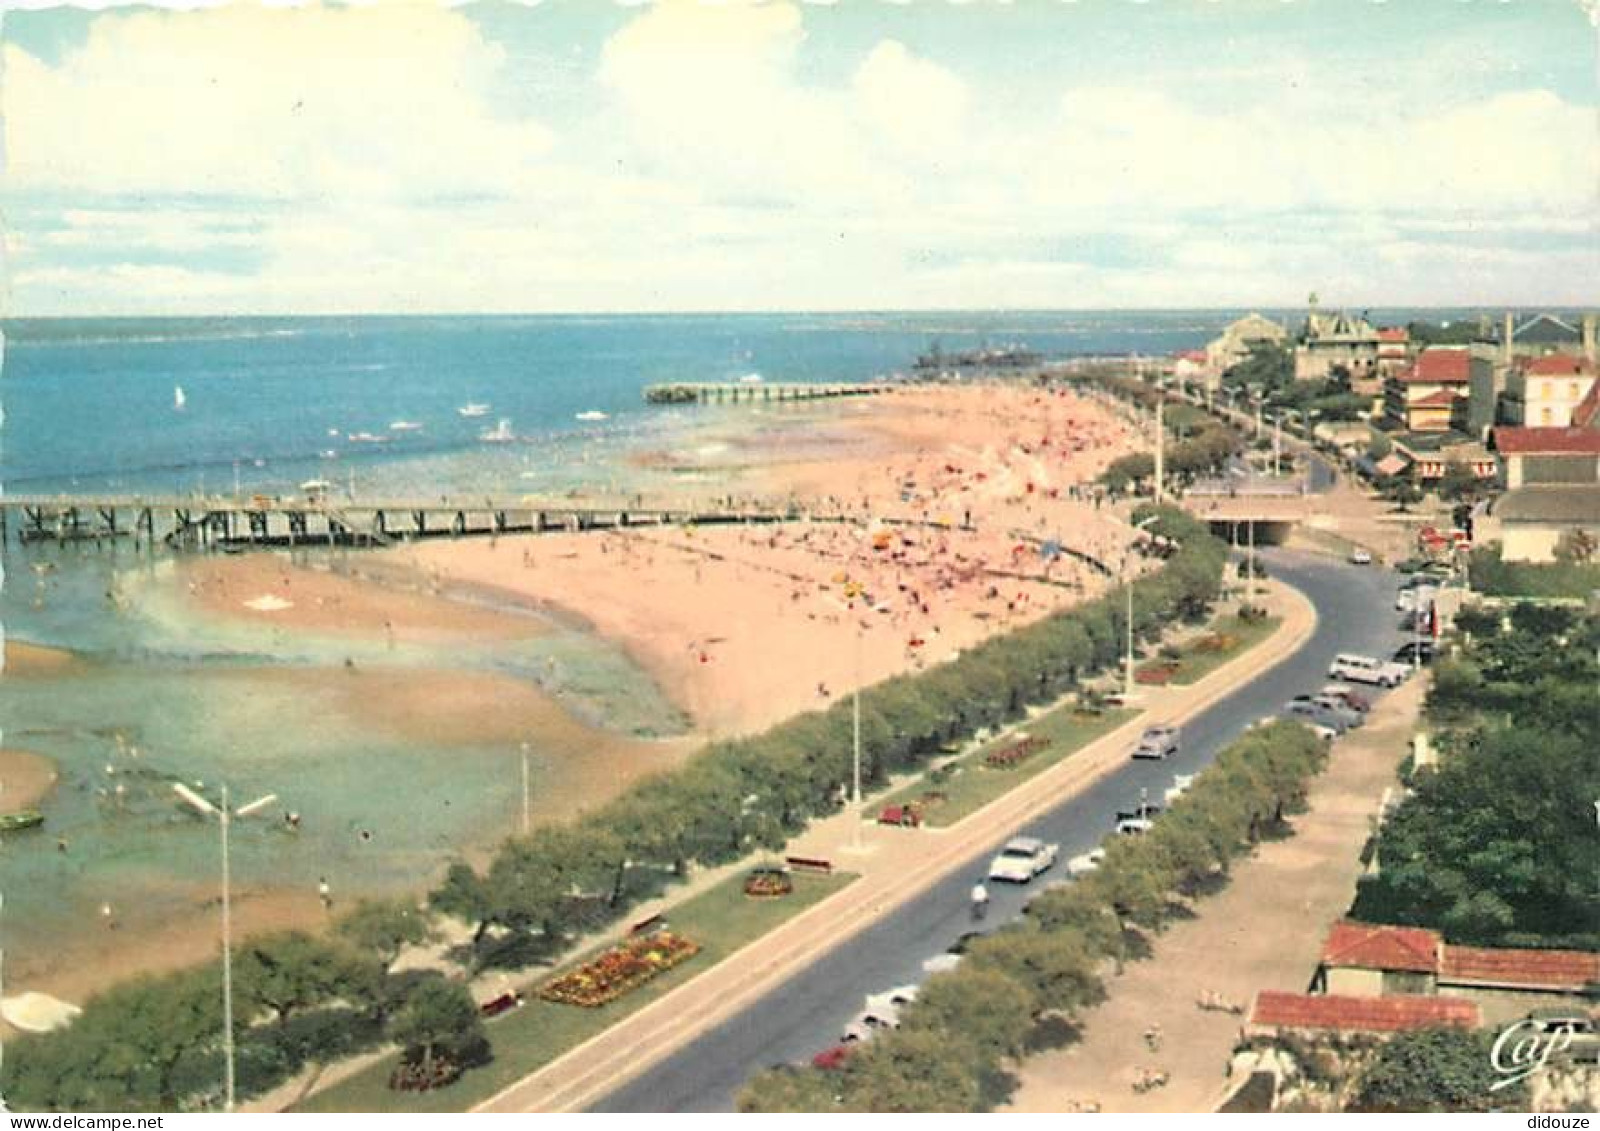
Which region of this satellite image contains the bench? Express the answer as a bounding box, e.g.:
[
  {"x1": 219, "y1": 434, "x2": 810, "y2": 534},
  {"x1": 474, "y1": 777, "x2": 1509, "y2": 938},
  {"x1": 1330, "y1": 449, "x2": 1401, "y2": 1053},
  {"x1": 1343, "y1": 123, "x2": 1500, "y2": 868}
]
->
[
  {"x1": 629, "y1": 912, "x2": 668, "y2": 936},
  {"x1": 786, "y1": 855, "x2": 833, "y2": 875}
]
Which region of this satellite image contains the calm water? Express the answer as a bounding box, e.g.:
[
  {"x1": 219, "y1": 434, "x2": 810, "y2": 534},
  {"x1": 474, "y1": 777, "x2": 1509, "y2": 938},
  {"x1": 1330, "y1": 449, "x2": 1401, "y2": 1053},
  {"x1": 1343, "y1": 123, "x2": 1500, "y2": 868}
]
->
[{"x1": 0, "y1": 308, "x2": 1471, "y2": 975}]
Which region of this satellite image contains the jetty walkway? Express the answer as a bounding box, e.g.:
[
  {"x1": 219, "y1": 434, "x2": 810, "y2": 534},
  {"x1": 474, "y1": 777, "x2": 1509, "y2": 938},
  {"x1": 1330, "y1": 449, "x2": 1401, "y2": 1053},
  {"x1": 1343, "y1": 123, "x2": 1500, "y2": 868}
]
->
[{"x1": 643, "y1": 381, "x2": 885, "y2": 405}]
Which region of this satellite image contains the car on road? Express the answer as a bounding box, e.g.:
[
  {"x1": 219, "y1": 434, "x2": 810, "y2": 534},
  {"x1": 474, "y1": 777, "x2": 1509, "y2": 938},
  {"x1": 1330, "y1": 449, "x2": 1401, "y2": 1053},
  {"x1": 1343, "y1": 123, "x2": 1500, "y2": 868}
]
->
[
  {"x1": 987, "y1": 836, "x2": 1059, "y2": 882},
  {"x1": 1348, "y1": 547, "x2": 1373, "y2": 565},
  {"x1": 1116, "y1": 816, "x2": 1154, "y2": 835},
  {"x1": 1131, "y1": 724, "x2": 1180, "y2": 760},
  {"x1": 1067, "y1": 847, "x2": 1107, "y2": 876},
  {"x1": 842, "y1": 985, "x2": 918, "y2": 1043},
  {"x1": 1328, "y1": 652, "x2": 1409, "y2": 687},
  {"x1": 1164, "y1": 773, "x2": 1196, "y2": 805}
]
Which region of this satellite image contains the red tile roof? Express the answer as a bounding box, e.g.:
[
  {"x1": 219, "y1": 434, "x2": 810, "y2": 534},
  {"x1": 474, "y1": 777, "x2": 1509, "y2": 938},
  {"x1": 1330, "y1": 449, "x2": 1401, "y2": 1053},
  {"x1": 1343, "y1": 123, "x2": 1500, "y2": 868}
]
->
[
  {"x1": 1175, "y1": 349, "x2": 1207, "y2": 364},
  {"x1": 1397, "y1": 349, "x2": 1473, "y2": 384},
  {"x1": 1409, "y1": 388, "x2": 1462, "y2": 409},
  {"x1": 1378, "y1": 328, "x2": 1409, "y2": 342},
  {"x1": 1494, "y1": 426, "x2": 1600, "y2": 455},
  {"x1": 1441, "y1": 946, "x2": 1600, "y2": 991},
  {"x1": 1523, "y1": 355, "x2": 1596, "y2": 377},
  {"x1": 1322, "y1": 921, "x2": 1441, "y2": 973},
  {"x1": 1250, "y1": 991, "x2": 1478, "y2": 1034}
]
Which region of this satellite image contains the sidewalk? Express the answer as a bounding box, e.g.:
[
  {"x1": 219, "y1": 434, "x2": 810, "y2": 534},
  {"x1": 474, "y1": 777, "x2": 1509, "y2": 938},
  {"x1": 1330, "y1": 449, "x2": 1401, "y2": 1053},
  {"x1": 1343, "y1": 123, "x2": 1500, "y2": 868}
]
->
[
  {"x1": 1004, "y1": 670, "x2": 1424, "y2": 1113},
  {"x1": 477, "y1": 579, "x2": 1318, "y2": 1112}
]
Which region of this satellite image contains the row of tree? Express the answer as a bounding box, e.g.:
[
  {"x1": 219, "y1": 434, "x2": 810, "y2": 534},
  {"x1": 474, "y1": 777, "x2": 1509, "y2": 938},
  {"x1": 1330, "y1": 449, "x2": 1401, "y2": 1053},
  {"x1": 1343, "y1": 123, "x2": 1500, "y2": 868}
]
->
[
  {"x1": 1, "y1": 507, "x2": 1229, "y2": 1111},
  {"x1": 1084, "y1": 375, "x2": 1241, "y2": 494},
  {"x1": 738, "y1": 719, "x2": 1329, "y2": 1111},
  {"x1": 3, "y1": 899, "x2": 483, "y2": 1111},
  {"x1": 1351, "y1": 603, "x2": 1600, "y2": 948}
]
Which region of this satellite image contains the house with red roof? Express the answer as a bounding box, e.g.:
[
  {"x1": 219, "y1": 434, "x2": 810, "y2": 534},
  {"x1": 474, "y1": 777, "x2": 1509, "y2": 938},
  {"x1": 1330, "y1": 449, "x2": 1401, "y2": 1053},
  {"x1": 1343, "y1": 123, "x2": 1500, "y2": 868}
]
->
[
  {"x1": 1492, "y1": 425, "x2": 1600, "y2": 489},
  {"x1": 1311, "y1": 921, "x2": 1600, "y2": 1025},
  {"x1": 1502, "y1": 355, "x2": 1598, "y2": 428},
  {"x1": 1247, "y1": 991, "x2": 1478, "y2": 1037},
  {"x1": 1375, "y1": 327, "x2": 1411, "y2": 380},
  {"x1": 1383, "y1": 347, "x2": 1486, "y2": 434}
]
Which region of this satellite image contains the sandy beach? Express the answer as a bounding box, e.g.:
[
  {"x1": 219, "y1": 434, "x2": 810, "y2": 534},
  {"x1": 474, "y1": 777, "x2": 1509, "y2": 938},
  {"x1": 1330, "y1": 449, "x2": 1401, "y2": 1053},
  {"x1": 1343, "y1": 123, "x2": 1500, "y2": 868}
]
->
[
  {"x1": 0, "y1": 749, "x2": 59, "y2": 813},
  {"x1": 3, "y1": 639, "x2": 83, "y2": 677}
]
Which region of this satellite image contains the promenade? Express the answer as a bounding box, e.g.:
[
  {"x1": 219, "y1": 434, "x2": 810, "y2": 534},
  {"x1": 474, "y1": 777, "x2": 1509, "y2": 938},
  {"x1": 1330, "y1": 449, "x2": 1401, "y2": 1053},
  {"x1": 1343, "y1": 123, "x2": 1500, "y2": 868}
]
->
[{"x1": 475, "y1": 578, "x2": 1316, "y2": 1112}]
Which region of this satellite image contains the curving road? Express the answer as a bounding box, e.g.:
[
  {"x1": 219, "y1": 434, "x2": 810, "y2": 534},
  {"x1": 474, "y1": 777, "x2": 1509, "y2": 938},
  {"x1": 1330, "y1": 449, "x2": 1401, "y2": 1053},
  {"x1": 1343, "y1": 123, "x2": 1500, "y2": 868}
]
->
[{"x1": 594, "y1": 550, "x2": 1406, "y2": 1113}]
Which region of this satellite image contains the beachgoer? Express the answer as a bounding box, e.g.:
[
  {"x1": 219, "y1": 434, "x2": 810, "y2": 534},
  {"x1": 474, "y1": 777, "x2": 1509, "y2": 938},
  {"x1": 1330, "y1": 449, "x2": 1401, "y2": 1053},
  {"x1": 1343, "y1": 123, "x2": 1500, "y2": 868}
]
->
[{"x1": 318, "y1": 877, "x2": 332, "y2": 910}]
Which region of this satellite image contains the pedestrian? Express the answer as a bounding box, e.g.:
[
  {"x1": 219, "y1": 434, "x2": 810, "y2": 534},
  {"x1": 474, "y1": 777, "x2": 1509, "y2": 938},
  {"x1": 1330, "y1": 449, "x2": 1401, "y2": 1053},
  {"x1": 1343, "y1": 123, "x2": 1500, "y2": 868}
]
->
[
  {"x1": 318, "y1": 876, "x2": 332, "y2": 910},
  {"x1": 970, "y1": 881, "x2": 990, "y2": 921}
]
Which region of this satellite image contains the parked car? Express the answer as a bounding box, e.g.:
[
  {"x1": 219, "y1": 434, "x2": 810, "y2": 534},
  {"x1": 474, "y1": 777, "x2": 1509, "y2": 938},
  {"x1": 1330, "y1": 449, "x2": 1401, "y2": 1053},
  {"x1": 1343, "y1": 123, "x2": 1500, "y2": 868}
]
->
[
  {"x1": 1320, "y1": 683, "x2": 1371, "y2": 713},
  {"x1": 987, "y1": 836, "x2": 1059, "y2": 882},
  {"x1": 1283, "y1": 700, "x2": 1351, "y2": 734},
  {"x1": 1067, "y1": 847, "x2": 1106, "y2": 876},
  {"x1": 1288, "y1": 693, "x2": 1364, "y2": 728},
  {"x1": 1328, "y1": 652, "x2": 1409, "y2": 687},
  {"x1": 865, "y1": 984, "x2": 919, "y2": 1016},
  {"x1": 922, "y1": 952, "x2": 962, "y2": 975},
  {"x1": 1392, "y1": 640, "x2": 1437, "y2": 666},
  {"x1": 841, "y1": 1009, "x2": 899, "y2": 1043},
  {"x1": 1164, "y1": 773, "x2": 1196, "y2": 805},
  {"x1": 1116, "y1": 816, "x2": 1153, "y2": 836},
  {"x1": 1131, "y1": 724, "x2": 1180, "y2": 761},
  {"x1": 1348, "y1": 547, "x2": 1373, "y2": 565}
]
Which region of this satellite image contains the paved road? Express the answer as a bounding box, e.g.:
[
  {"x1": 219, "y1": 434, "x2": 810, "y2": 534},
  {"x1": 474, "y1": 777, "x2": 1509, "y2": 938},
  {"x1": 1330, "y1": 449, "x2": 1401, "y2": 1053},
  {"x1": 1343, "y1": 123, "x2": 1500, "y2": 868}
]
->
[{"x1": 594, "y1": 550, "x2": 1406, "y2": 1113}]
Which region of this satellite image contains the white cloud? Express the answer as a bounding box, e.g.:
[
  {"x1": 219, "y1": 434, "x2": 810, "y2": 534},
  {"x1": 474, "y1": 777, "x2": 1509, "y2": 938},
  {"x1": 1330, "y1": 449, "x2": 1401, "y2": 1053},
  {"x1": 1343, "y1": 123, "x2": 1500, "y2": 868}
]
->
[
  {"x1": 853, "y1": 40, "x2": 968, "y2": 160},
  {"x1": 3, "y1": 5, "x2": 555, "y2": 201}
]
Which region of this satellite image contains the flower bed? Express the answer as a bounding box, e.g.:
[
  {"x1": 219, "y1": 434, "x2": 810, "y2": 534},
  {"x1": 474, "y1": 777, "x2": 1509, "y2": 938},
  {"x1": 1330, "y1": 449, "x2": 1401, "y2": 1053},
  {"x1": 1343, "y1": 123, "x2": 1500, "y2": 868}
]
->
[
  {"x1": 743, "y1": 868, "x2": 794, "y2": 899},
  {"x1": 538, "y1": 930, "x2": 701, "y2": 1007},
  {"x1": 984, "y1": 735, "x2": 1049, "y2": 769},
  {"x1": 1191, "y1": 631, "x2": 1239, "y2": 654},
  {"x1": 1135, "y1": 662, "x2": 1181, "y2": 685}
]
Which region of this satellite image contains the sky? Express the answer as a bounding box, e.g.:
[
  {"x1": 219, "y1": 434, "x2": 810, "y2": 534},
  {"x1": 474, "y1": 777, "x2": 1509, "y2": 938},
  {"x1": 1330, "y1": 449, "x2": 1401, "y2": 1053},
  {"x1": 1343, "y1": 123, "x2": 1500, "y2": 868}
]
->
[{"x1": 2, "y1": 0, "x2": 1598, "y2": 316}]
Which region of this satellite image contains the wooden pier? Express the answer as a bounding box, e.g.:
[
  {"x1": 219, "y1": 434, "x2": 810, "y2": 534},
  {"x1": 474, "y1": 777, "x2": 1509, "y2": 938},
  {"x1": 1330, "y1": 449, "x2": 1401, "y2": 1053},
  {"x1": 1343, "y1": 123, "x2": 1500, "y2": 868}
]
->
[
  {"x1": 643, "y1": 381, "x2": 886, "y2": 406},
  {"x1": 0, "y1": 494, "x2": 812, "y2": 551}
]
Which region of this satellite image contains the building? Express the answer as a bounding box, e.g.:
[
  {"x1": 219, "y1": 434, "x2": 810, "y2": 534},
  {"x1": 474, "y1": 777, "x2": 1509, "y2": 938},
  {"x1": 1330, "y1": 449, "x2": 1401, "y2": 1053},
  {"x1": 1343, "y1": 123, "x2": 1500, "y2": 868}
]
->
[
  {"x1": 1247, "y1": 991, "x2": 1478, "y2": 1037},
  {"x1": 1375, "y1": 327, "x2": 1411, "y2": 379},
  {"x1": 1172, "y1": 348, "x2": 1209, "y2": 383},
  {"x1": 1477, "y1": 484, "x2": 1600, "y2": 563},
  {"x1": 1502, "y1": 356, "x2": 1598, "y2": 427},
  {"x1": 1384, "y1": 347, "x2": 1479, "y2": 433},
  {"x1": 1295, "y1": 308, "x2": 1379, "y2": 382},
  {"x1": 1492, "y1": 425, "x2": 1600, "y2": 489},
  {"x1": 1204, "y1": 313, "x2": 1288, "y2": 389},
  {"x1": 1312, "y1": 921, "x2": 1600, "y2": 1026},
  {"x1": 1484, "y1": 311, "x2": 1598, "y2": 366}
]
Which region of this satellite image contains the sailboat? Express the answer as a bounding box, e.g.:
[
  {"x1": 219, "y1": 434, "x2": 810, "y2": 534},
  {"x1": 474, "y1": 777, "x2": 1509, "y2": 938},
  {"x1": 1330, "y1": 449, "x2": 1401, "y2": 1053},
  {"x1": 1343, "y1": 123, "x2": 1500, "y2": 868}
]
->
[
  {"x1": 174, "y1": 385, "x2": 187, "y2": 411},
  {"x1": 479, "y1": 418, "x2": 515, "y2": 444}
]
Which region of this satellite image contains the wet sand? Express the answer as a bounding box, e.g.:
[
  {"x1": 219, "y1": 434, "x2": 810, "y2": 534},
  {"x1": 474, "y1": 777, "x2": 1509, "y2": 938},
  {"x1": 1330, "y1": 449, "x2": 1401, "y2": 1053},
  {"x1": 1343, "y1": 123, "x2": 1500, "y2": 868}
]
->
[
  {"x1": 3, "y1": 639, "x2": 84, "y2": 677},
  {"x1": 0, "y1": 749, "x2": 59, "y2": 813}
]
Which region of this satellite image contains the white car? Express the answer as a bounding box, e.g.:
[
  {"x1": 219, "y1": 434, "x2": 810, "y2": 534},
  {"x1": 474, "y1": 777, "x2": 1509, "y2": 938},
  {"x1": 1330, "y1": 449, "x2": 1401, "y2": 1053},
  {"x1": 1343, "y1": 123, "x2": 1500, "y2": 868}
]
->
[
  {"x1": 1164, "y1": 773, "x2": 1196, "y2": 805},
  {"x1": 988, "y1": 836, "x2": 1060, "y2": 882},
  {"x1": 865, "y1": 984, "x2": 918, "y2": 1016},
  {"x1": 921, "y1": 953, "x2": 963, "y2": 976},
  {"x1": 841, "y1": 1009, "x2": 900, "y2": 1044},
  {"x1": 1131, "y1": 724, "x2": 1180, "y2": 761},
  {"x1": 1067, "y1": 847, "x2": 1106, "y2": 876},
  {"x1": 1328, "y1": 652, "x2": 1409, "y2": 688},
  {"x1": 1116, "y1": 817, "x2": 1153, "y2": 836},
  {"x1": 1349, "y1": 547, "x2": 1373, "y2": 565}
]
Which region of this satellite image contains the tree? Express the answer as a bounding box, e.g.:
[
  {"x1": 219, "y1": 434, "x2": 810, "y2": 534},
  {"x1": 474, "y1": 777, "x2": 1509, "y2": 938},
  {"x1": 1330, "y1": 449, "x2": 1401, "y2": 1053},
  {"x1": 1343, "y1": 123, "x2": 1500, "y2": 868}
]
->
[
  {"x1": 430, "y1": 861, "x2": 499, "y2": 948},
  {"x1": 387, "y1": 977, "x2": 487, "y2": 1080},
  {"x1": 1351, "y1": 1028, "x2": 1517, "y2": 1112},
  {"x1": 234, "y1": 932, "x2": 376, "y2": 1027},
  {"x1": 964, "y1": 929, "x2": 1105, "y2": 1019},
  {"x1": 738, "y1": 1065, "x2": 841, "y2": 1112},
  {"x1": 1553, "y1": 527, "x2": 1598, "y2": 565},
  {"x1": 337, "y1": 898, "x2": 438, "y2": 973},
  {"x1": 841, "y1": 1028, "x2": 983, "y2": 1112},
  {"x1": 1436, "y1": 460, "x2": 1480, "y2": 503},
  {"x1": 898, "y1": 968, "x2": 1037, "y2": 1064}
]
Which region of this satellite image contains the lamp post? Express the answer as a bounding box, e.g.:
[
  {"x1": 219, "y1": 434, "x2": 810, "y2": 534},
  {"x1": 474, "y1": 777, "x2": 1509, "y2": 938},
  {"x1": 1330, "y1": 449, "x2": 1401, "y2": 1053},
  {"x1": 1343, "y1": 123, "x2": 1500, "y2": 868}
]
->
[
  {"x1": 1123, "y1": 514, "x2": 1161, "y2": 699},
  {"x1": 173, "y1": 783, "x2": 279, "y2": 1113}
]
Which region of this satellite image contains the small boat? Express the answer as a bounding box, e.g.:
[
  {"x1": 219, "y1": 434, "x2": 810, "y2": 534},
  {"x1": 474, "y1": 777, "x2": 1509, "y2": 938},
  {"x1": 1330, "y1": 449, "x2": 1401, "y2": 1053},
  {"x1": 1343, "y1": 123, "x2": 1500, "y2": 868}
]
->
[
  {"x1": 738, "y1": 373, "x2": 764, "y2": 385},
  {"x1": 480, "y1": 419, "x2": 515, "y2": 444},
  {"x1": 458, "y1": 403, "x2": 491, "y2": 418},
  {"x1": 575, "y1": 410, "x2": 608, "y2": 422},
  {"x1": 174, "y1": 385, "x2": 187, "y2": 411},
  {"x1": 347, "y1": 432, "x2": 388, "y2": 445},
  {"x1": 327, "y1": 428, "x2": 341, "y2": 437},
  {"x1": 0, "y1": 810, "x2": 45, "y2": 833},
  {"x1": 389, "y1": 420, "x2": 424, "y2": 432}
]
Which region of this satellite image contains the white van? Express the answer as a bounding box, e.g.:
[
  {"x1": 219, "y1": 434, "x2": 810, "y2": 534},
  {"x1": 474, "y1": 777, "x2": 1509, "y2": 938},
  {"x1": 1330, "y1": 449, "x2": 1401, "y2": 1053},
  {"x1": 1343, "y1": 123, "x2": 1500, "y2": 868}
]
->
[{"x1": 1328, "y1": 653, "x2": 1408, "y2": 688}]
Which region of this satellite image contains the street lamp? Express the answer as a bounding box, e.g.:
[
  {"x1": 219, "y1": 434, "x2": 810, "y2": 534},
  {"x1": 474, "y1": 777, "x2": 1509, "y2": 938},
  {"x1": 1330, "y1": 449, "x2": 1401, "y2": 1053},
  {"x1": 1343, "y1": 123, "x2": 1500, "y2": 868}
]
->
[
  {"x1": 173, "y1": 783, "x2": 279, "y2": 1113},
  {"x1": 1123, "y1": 514, "x2": 1161, "y2": 699}
]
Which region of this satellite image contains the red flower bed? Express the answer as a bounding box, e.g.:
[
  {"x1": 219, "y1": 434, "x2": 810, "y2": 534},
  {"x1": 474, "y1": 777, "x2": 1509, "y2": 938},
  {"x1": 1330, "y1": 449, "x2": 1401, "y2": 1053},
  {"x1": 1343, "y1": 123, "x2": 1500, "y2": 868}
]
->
[
  {"x1": 539, "y1": 930, "x2": 701, "y2": 1007},
  {"x1": 984, "y1": 735, "x2": 1049, "y2": 769},
  {"x1": 1135, "y1": 662, "x2": 1181, "y2": 685}
]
